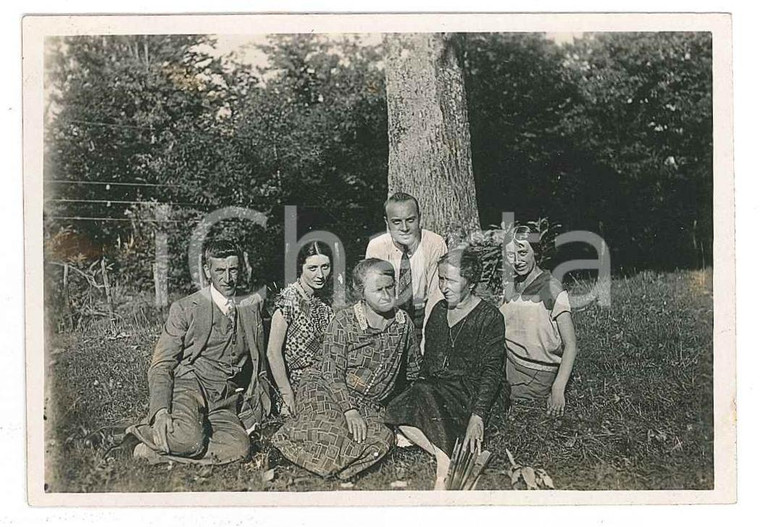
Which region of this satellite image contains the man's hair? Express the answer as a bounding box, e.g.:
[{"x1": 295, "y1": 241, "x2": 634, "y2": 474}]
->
[
  {"x1": 438, "y1": 247, "x2": 483, "y2": 286},
  {"x1": 351, "y1": 258, "x2": 395, "y2": 301},
  {"x1": 203, "y1": 238, "x2": 243, "y2": 265},
  {"x1": 383, "y1": 191, "x2": 420, "y2": 217}
]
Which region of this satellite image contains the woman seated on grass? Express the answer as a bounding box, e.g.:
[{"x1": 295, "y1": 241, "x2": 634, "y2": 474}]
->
[
  {"x1": 271, "y1": 258, "x2": 422, "y2": 480},
  {"x1": 385, "y1": 248, "x2": 505, "y2": 490},
  {"x1": 499, "y1": 225, "x2": 578, "y2": 416},
  {"x1": 267, "y1": 241, "x2": 334, "y2": 415}
]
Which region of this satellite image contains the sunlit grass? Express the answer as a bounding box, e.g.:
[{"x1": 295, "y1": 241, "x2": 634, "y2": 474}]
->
[{"x1": 45, "y1": 269, "x2": 713, "y2": 492}]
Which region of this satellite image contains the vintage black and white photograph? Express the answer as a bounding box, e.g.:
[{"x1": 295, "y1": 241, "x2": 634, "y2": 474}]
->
[{"x1": 23, "y1": 13, "x2": 734, "y2": 506}]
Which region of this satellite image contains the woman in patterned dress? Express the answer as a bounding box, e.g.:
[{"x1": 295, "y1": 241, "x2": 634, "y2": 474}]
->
[
  {"x1": 267, "y1": 241, "x2": 335, "y2": 415},
  {"x1": 271, "y1": 258, "x2": 422, "y2": 480},
  {"x1": 385, "y1": 248, "x2": 505, "y2": 489}
]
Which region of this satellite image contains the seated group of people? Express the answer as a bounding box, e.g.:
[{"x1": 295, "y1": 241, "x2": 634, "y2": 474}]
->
[{"x1": 125, "y1": 192, "x2": 577, "y2": 489}]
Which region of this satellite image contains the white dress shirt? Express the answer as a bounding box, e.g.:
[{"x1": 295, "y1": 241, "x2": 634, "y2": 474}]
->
[
  {"x1": 209, "y1": 284, "x2": 235, "y2": 315},
  {"x1": 365, "y1": 228, "x2": 448, "y2": 325}
]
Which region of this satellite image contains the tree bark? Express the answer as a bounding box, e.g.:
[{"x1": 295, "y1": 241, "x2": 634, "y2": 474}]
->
[{"x1": 384, "y1": 33, "x2": 480, "y2": 236}]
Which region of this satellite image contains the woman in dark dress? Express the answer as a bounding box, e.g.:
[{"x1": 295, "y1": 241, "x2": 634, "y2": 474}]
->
[{"x1": 385, "y1": 248, "x2": 505, "y2": 489}]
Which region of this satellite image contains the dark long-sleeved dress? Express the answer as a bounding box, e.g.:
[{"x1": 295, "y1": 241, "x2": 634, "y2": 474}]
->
[
  {"x1": 271, "y1": 303, "x2": 421, "y2": 479},
  {"x1": 384, "y1": 298, "x2": 505, "y2": 456}
]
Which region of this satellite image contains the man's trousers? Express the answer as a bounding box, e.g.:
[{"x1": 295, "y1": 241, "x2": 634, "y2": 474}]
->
[{"x1": 131, "y1": 375, "x2": 251, "y2": 465}]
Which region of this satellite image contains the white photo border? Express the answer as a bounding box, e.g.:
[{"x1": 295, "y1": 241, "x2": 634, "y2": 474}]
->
[{"x1": 22, "y1": 12, "x2": 735, "y2": 507}]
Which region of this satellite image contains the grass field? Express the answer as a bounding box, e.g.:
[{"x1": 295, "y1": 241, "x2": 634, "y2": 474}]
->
[{"x1": 44, "y1": 269, "x2": 714, "y2": 492}]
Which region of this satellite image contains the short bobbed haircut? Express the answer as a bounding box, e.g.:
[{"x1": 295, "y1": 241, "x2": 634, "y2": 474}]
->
[
  {"x1": 438, "y1": 248, "x2": 482, "y2": 287},
  {"x1": 351, "y1": 258, "x2": 395, "y2": 301},
  {"x1": 510, "y1": 224, "x2": 543, "y2": 264}
]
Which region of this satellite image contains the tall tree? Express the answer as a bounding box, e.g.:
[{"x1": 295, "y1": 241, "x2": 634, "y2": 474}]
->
[{"x1": 384, "y1": 33, "x2": 480, "y2": 234}]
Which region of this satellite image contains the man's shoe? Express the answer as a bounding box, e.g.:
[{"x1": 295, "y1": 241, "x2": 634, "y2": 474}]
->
[
  {"x1": 126, "y1": 424, "x2": 158, "y2": 450},
  {"x1": 133, "y1": 443, "x2": 166, "y2": 465},
  {"x1": 83, "y1": 423, "x2": 130, "y2": 450},
  {"x1": 102, "y1": 431, "x2": 140, "y2": 461}
]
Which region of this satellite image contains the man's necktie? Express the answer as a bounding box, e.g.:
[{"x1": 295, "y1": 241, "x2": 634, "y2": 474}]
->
[
  {"x1": 226, "y1": 300, "x2": 237, "y2": 328},
  {"x1": 397, "y1": 248, "x2": 414, "y2": 315}
]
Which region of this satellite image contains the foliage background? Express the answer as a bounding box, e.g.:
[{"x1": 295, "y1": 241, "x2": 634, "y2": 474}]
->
[{"x1": 43, "y1": 32, "x2": 712, "y2": 322}]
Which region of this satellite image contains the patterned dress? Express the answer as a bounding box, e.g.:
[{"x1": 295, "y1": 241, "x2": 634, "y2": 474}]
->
[
  {"x1": 385, "y1": 299, "x2": 506, "y2": 456},
  {"x1": 272, "y1": 303, "x2": 422, "y2": 479},
  {"x1": 274, "y1": 282, "x2": 334, "y2": 392}
]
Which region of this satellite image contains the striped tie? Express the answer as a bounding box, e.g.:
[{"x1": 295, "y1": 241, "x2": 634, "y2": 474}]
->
[
  {"x1": 226, "y1": 300, "x2": 237, "y2": 328},
  {"x1": 397, "y1": 248, "x2": 414, "y2": 315}
]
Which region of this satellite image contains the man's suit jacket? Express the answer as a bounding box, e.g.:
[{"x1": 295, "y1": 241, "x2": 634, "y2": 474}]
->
[{"x1": 147, "y1": 287, "x2": 271, "y2": 429}]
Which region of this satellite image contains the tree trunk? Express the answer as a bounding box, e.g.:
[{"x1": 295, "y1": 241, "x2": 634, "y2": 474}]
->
[{"x1": 384, "y1": 33, "x2": 480, "y2": 236}]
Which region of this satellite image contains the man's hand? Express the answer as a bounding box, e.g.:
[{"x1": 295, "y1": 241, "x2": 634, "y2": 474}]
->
[
  {"x1": 152, "y1": 408, "x2": 174, "y2": 454},
  {"x1": 463, "y1": 414, "x2": 484, "y2": 454},
  {"x1": 546, "y1": 385, "x2": 566, "y2": 417},
  {"x1": 344, "y1": 409, "x2": 367, "y2": 443}
]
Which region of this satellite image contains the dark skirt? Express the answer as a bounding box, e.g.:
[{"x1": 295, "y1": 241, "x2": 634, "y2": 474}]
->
[{"x1": 384, "y1": 376, "x2": 472, "y2": 456}]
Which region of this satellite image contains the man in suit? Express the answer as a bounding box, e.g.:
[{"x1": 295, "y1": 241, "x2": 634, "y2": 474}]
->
[
  {"x1": 127, "y1": 239, "x2": 271, "y2": 464},
  {"x1": 365, "y1": 192, "x2": 448, "y2": 351}
]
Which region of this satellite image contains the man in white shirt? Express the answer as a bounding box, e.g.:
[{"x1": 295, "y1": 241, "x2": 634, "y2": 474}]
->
[{"x1": 365, "y1": 192, "x2": 448, "y2": 351}]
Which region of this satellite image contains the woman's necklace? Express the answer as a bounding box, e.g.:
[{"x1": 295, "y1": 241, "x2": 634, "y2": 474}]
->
[
  {"x1": 446, "y1": 294, "x2": 478, "y2": 348},
  {"x1": 443, "y1": 311, "x2": 468, "y2": 372},
  {"x1": 448, "y1": 318, "x2": 468, "y2": 348}
]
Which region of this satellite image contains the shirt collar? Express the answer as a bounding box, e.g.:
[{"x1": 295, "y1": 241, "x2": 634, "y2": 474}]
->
[
  {"x1": 209, "y1": 284, "x2": 234, "y2": 314},
  {"x1": 389, "y1": 231, "x2": 422, "y2": 256},
  {"x1": 353, "y1": 302, "x2": 405, "y2": 331}
]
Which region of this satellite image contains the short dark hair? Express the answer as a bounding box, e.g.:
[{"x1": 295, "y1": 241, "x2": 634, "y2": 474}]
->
[
  {"x1": 203, "y1": 239, "x2": 243, "y2": 266},
  {"x1": 511, "y1": 224, "x2": 543, "y2": 264},
  {"x1": 296, "y1": 241, "x2": 332, "y2": 277},
  {"x1": 438, "y1": 247, "x2": 482, "y2": 286},
  {"x1": 351, "y1": 258, "x2": 395, "y2": 301},
  {"x1": 383, "y1": 191, "x2": 420, "y2": 217}
]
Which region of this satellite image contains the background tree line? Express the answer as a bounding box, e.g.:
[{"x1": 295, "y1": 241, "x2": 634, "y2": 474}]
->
[{"x1": 44, "y1": 32, "x2": 712, "y2": 302}]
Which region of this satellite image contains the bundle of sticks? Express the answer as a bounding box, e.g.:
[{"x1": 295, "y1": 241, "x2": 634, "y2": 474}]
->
[{"x1": 445, "y1": 438, "x2": 492, "y2": 490}]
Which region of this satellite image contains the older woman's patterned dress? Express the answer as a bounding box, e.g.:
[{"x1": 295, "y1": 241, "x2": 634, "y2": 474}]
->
[{"x1": 272, "y1": 303, "x2": 421, "y2": 479}]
